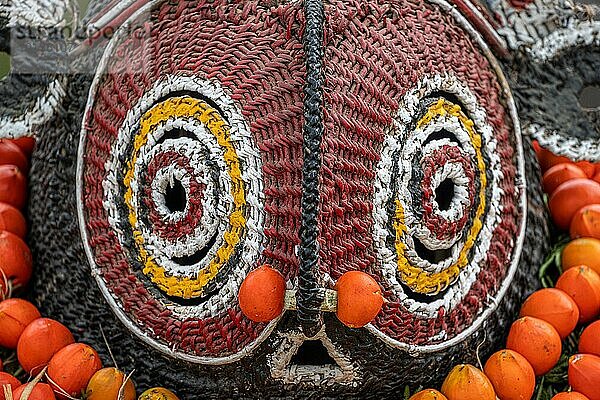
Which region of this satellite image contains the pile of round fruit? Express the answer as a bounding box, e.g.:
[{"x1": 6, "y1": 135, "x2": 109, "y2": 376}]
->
[
  {"x1": 0, "y1": 138, "x2": 179, "y2": 400},
  {"x1": 409, "y1": 144, "x2": 600, "y2": 400}
]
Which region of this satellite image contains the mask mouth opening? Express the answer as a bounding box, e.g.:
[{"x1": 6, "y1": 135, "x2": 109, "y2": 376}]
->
[{"x1": 269, "y1": 329, "x2": 358, "y2": 386}]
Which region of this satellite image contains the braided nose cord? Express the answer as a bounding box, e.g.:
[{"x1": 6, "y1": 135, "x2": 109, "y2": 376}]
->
[{"x1": 297, "y1": 0, "x2": 325, "y2": 338}]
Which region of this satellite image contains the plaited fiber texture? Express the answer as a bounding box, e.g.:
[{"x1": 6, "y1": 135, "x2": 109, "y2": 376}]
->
[
  {"x1": 26, "y1": 0, "x2": 550, "y2": 397},
  {"x1": 298, "y1": 0, "x2": 326, "y2": 339}
]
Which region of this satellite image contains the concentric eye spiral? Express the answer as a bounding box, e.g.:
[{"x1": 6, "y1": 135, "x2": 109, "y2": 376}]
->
[
  {"x1": 392, "y1": 98, "x2": 493, "y2": 295},
  {"x1": 373, "y1": 75, "x2": 507, "y2": 319},
  {"x1": 117, "y1": 97, "x2": 246, "y2": 299}
]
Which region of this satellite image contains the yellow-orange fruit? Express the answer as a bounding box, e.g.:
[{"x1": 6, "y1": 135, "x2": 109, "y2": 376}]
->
[
  {"x1": 86, "y1": 367, "x2": 136, "y2": 400},
  {"x1": 335, "y1": 271, "x2": 384, "y2": 328},
  {"x1": 17, "y1": 318, "x2": 75, "y2": 374},
  {"x1": 552, "y1": 392, "x2": 591, "y2": 400},
  {"x1": 556, "y1": 266, "x2": 600, "y2": 323},
  {"x1": 441, "y1": 364, "x2": 496, "y2": 400},
  {"x1": 506, "y1": 317, "x2": 562, "y2": 376},
  {"x1": 536, "y1": 147, "x2": 572, "y2": 173},
  {"x1": 0, "y1": 298, "x2": 40, "y2": 349},
  {"x1": 138, "y1": 388, "x2": 180, "y2": 400},
  {"x1": 483, "y1": 349, "x2": 535, "y2": 400},
  {"x1": 542, "y1": 163, "x2": 587, "y2": 194},
  {"x1": 548, "y1": 179, "x2": 600, "y2": 230},
  {"x1": 409, "y1": 389, "x2": 448, "y2": 400},
  {"x1": 570, "y1": 204, "x2": 600, "y2": 240},
  {"x1": 579, "y1": 320, "x2": 600, "y2": 357},
  {"x1": 519, "y1": 288, "x2": 579, "y2": 339},
  {"x1": 47, "y1": 343, "x2": 103, "y2": 399},
  {"x1": 562, "y1": 238, "x2": 600, "y2": 275},
  {"x1": 238, "y1": 265, "x2": 286, "y2": 322},
  {"x1": 569, "y1": 354, "x2": 600, "y2": 400},
  {"x1": 0, "y1": 202, "x2": 26, "y2": 238}
]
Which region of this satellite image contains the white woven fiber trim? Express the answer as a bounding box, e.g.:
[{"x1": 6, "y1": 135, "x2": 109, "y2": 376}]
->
[
  {"x1": 0, "y1": 78, "x2": 66, "y2": 140},
  {"x1": 6, "y1": 0, "x2": 73, "y2": 28},
  {"x1": 372, "y1": 73, "x2": 503, "y2": 318}
]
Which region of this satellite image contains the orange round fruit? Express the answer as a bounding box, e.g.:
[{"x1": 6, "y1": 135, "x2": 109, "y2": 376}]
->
[
  {"x1": 86, "y1": 367, "x2": 136, "y2": 400},
  {"x1": 48, "y1": 343, "x2": 103, "y2": 399},
  {"x1": 335, "y1": 271, "x2": 384, "y2": 328},
  {"x1": 138, "y1": 388, "x2": 180, "y2": 400},
  {"x1": 0, "y1": 372, "x2": 20, "y2": 400},
  {"x1": 483, "y1": 349, "x2": 535, "y2": 400},
  {"x1": 0, "y1": 231, "x2": 32, "y2": 295},
  {"x1": 552, "y1": 393, "x2": 591, "y2": 400},
  {"x1": 0, "y1": 298, "x2": 41, "y2": 349},
  {"x1": 519, "y1": 288, "x2": 579, "y2": 339},
  {"x1": 549, "y1": 179, "x2": 600, "y2": 230},
  {"x1": 17, "y1": 318, "x2": 75, "y2": 374},
  {"x1": 536, "y1": 147, "x2": 572, "y2": 173},
  {"x1": 12, "y1": 383, "x2": 56, "y2": 400},
  {"x1": 9, "y1": 137, "x2": 35, "y2": 157},
  {"x1": 441, "y1": 364, "x2": 495, "y2": 400},
  {"x1": 576, "y1": 161, "x2": 597, "y2": 178},
  {"x1": 542, "y1": 163, "x2": 587, "y2": 194},
  {"x1": 409, "y1": 389, "x2": 448, "y2": 400},
  {"x1": 0, "y1": 140, "x2": 28, "y2": 173},
  {"x1": 556, "y1": 266, "x2": 600, "y2": 323},
  {"x1": 562, "y1": 238, "x2": 600, "y2": 275},
  {"x1": 579, "y1": 320, "x2": 600, "y2": 357},
  {"x1": 0, "y1": 165, "x2": 26, "y2": 209},
  {"x1": 0, "y1": 203, "x2": 27, "y2": 238},
  {"x1": 506, "y1": 316, "x2": 562, "y2": 375},
  {"x1": 238, "y1": 265, "x2": 286, "y2": 323},
  {"x1": 569, "y1": 354, "x2": 600, "y2": 400},
  {"x1": 570, "y1": 204, "x2": 600, "y2": 240}
]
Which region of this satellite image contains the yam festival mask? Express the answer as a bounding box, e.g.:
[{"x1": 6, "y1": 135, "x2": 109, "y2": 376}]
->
[{"x1": 0, "y1": 0, "x2": 597, "y2": 396}]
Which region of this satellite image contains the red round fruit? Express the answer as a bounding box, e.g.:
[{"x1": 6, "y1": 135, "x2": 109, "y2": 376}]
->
[
  {"x1": 542, "y1": 163, "x2": 587, "y2": 194},
  {"x1": 579, "y1": 320, "x2": 600, "y2": 357},
  {"x1": 536, "y1": 147, "x2": 572, "y2": 173},
  {"x1": 549, "y1": 179, "x2": 600, "y2": 230},
  {"x1": 335, "y1": 271, "x2": 384, "y2": 328},
  {"x1": 12, "y1": 383, "x2": 56, "y2": 400},
  {"x1": 0, "y1": 231, "x2": 32, "y2": 295},
  {"x1": 0, "y1": 372, "x2": 20, "y2": 400},
  {"x1": 0, "y1": 165, "x2": 26, "y2": 209},
  {"x1": 17, "y1": 318, "x2": 75, "y2": 374},
  {"x1": 238, "y1": 265, "x2": 286, "y2": 323},
  {"x1": 569, "y1": 354, "x2": 600, "y2": 400},
  {"x1": 0, "y1": 203, "x2": 27, "y2": 238},
  {"x1": 9, "y1": 137, "x2": 35, "y2": 157},
  {"x1": 0, "y1": 140, "x2": 28, "y2": 173},
  {"x1": 47, "y1": 343, "x2": 103, "y2": 399},
  {"x1": 0, "y1": 298, "x2": 41, "y2": 349}
]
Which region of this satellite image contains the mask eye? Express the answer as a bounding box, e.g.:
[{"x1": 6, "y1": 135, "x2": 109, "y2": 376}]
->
[
  {"x1": 372, "y1": 74, "x2": 519, "y2": 323},
  {"x1": 79, "y1": 75, "x2": 267, "y2": 362},
  {"x1": 116, "y1": 96, "x2": 246, "y2": 300}
]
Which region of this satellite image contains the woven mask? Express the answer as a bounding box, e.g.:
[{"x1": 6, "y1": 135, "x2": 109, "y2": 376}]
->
[{"x1": 0, "y1": 0, "x2": 597, "y2": 397}]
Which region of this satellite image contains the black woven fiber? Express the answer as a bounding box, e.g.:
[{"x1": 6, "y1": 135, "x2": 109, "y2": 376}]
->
[{"x1": 297, "y1": 0, "x2": 326, "y2": 339}]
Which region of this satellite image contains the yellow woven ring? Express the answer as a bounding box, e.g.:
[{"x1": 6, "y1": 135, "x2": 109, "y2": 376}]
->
[
  {"x1": 393, "y1": 99, "x2": 487, "y2": 295},
  {"x1": 123, "y1": 97, "x2": 247, "y2": 299}
]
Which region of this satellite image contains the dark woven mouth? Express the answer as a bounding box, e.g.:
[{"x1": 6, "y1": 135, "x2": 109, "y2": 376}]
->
[{"x1": 297, "y1": 0, "x2": 326, "y2": 338}]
